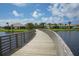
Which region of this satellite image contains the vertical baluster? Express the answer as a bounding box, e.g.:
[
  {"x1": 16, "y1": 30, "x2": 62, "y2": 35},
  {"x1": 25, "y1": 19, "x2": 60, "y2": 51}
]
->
[
  {"x1": 0, "y1": 37, "x2": 2, "y2": 56},
  {"x1": 15, "y1": 34, "x2": 18, "y2": 48},
  {"x1": 25, "y1": 32, "x2": 27, "y2": 43},
  {"x1": 29, "y1": 31, "x2": 30, "y2": 40},
  {"x1": 21, "y1": 33, "x2": 22, "y2": 47},
  {"x1": 24, "y1": 33, "x2": 25, "y2": 43},
  {"x1": 9, "y1": 35, "x2": 12, "y2": 52}
]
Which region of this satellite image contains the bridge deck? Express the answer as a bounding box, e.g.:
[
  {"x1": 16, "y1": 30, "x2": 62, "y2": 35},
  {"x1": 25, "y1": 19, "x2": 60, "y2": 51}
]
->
[{"x1": 11, "y1": 29, "x2": 57, "y2": 56}]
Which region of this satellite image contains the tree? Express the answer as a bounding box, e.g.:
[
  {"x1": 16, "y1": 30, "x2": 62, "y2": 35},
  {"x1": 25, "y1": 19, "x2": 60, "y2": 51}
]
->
[
  {"x1": 26, "y1": 23, "x2": 34, "y2": 30},
  {"x1": 48, "y1": 23, "x2": 51, "y2": 29},
  {"x1": 11, "y1": 24, "x2": 14, "y2": 32},
  {"x1": 68, "y1": 21, "x2": 71, "y2": 29},
  {"x1": 6, "y1": 22, "x2": 10, "y2": 32},
  {"x1": 6, "y1": 22, "x2": 10, "y2": 31},
  {"x1": 59, "y1": 23, "x2": 62, "y2": 29},
  {"x1": 53, "y1": 23, "x2": 59, "y2": 29},
  {"x1": 6, "y1": 22, "x2": 9, "y2": 28},
  {"x1": 65, "y1": 24, "x2": 67, "y2": 29},
  {"x1": 34, "y1": 23, "x2": 38, "y2": 28},
  {"x1": 39, "y1": 23, "x2": 46, "y2": 28}
]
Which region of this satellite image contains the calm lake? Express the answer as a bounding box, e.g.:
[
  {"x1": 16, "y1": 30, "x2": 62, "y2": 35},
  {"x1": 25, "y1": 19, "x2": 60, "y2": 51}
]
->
[{"x1": 57, "y1": 31, "x2": 79, "y2": 56}]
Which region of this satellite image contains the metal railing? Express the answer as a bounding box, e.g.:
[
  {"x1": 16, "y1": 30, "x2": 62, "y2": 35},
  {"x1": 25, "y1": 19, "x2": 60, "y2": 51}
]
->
[{"x1": 0, "y1": 30, "x2": 36, "y2": 56}]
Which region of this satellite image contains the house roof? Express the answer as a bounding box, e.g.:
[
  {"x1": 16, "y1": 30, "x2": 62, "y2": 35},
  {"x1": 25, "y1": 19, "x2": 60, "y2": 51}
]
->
[{"x1": 12, "y1": 23, "x2": 24, "y2": 27}]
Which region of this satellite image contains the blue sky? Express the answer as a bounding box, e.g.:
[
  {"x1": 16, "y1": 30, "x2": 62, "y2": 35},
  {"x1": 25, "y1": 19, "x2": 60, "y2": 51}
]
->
[{"x1": 0, "y1": 3, "x2": 79, "y2": 26}]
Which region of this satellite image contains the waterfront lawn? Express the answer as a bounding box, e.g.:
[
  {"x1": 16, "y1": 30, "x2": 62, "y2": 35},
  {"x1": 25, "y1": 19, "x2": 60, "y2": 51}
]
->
[
  {"x1": 0, "y1": 29, "x2": 28, "y2": 32},
  {"x1": 49, "y1": 28, "x2": 78, "y2": 31}
]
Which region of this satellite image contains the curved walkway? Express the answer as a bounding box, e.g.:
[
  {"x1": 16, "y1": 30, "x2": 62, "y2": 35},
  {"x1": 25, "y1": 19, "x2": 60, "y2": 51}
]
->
[{"x1": 11, "y1": 29, "x2": 57, "y2": 56}]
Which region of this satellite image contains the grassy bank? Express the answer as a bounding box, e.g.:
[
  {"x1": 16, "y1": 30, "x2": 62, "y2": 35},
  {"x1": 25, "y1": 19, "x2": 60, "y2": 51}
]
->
[
  {"x1": 49, "y1": 28, "x2": 79, "y2": 31},
  {"x1": 0, "y1": 28, "x2": 79, "y2": 32},
  {"x1": 0, "y1": 29, "x2": 28, "y2": 32}
]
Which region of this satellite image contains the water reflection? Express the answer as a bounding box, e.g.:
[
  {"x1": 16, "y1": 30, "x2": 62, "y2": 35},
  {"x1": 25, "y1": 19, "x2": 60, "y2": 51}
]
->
[{"x1": 57, "y1": 31, "x2": 79, "y2": 56}]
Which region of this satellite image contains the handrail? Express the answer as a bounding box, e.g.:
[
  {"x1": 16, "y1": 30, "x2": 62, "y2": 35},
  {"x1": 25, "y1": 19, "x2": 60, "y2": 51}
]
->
[{"x1": 0, "y1": 29, "x2": 36, "y2": 56}]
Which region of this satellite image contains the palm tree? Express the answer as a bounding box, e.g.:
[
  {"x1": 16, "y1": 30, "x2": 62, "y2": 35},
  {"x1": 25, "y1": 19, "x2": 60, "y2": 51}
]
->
[
  {"x1": 6, "y1": 22, "x2": 9, "y2": 27},
  {"x1": 68, "y1": 21, "x2": 71, "y2": 29},
  {"x1": 65, "y1": 24, "x2": 67, "y2": 29},
  {"x1": 6, "y1": 22, "x2": 9, "y2": 32}
]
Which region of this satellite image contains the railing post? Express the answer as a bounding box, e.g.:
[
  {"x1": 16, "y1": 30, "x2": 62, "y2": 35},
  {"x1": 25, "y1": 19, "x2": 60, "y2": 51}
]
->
[
  {"x1": 0, "y1": 37, "x2": 2, "y2": 56},
  {"x1": 23, "y1": 33, "x2": 25, "y2": 43},
  {"x1": 15, "y1": 34, "x2": 18, "y2": 48},
  {"x1": 21, "y1": 33, "x2": 22, "y2": 47},
  {"x1": 29, "y1": 31, "x2": 30, "y2": 40},
  {"x1": 9, "y1": 35, "x2": 12, "y2": 51}
]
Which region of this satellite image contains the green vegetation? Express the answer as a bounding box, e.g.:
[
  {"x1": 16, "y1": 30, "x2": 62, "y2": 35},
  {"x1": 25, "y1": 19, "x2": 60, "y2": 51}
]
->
[
  {"x1": 0, "y1": 29, "x2": 28, "y2": 32},
  {"x1": 0, "y1": 21, "x2": 79, "y2": 32},
  {"x1": 26, "y1": 23, "x2": 35, "y2": 30},
  {"x1": 49, "y1": 28, "x2": 79, "y2": 31}
]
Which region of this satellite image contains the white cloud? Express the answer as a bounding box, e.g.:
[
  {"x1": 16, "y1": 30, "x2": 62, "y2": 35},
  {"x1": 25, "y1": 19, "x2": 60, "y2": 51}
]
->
[
  {"x1": 12, "y1": 3, "x2": 27, "y2": 7},
  {"x1": 1, "y1": 3, "x2": 79, "y2": 27},
  {"x1": 52, "y1": 4, "x2": 64, "y2": 17},
  {"x1": 48, "y1": 5, "x2": 53, "y2": 11},
  {"x1": 0, "y1": 18, "x2": 34, "y2": 26},
  {"x1": 51, "y1": 3, "x2": 79, "y2": 18},
  {"x1": 47, "y1": 3, "x2": 79, "y2": 24},
  {"x1": 41, "y1": 16, "x2": 64, "y2": 24},
  {"x1": 32, "y1": 11, "x2": 38, "y2": 18},
  {"x1": 32, "y1": 10, "x2": 42, "y2": 18},
  {"x1": 63, "y1": 4, "x2": 79, "y2": 18},
  {"x1": 12, "y1": 10, "x2": 23, "y2": 17}
]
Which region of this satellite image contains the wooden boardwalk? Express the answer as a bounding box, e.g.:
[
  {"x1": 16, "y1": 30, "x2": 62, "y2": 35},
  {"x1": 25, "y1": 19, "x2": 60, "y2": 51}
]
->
[{"x1": 11, "y1": 29, "x2": 57, "y2": 56}]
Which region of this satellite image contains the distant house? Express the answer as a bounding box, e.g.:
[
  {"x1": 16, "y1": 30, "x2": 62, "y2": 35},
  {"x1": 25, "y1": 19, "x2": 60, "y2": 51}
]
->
[
  {"x1": 65, "y1": 24, "x2": 75, "y2": 26},
  {"x1": 12, "y1": 23, "x2": 24, "y2": 29},
  {"x1": 73, "y1": 24, "x2": 79, "y2": 29}
]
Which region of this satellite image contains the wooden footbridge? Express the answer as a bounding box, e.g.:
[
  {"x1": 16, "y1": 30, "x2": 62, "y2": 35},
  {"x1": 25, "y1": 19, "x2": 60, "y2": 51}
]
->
[{"x1": 0, "y1": 29, "x2": 73, "y2": 56}]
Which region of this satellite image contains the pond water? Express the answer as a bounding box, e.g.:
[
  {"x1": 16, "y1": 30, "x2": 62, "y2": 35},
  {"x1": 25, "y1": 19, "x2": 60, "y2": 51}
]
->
[
  {"x1": 57, "y1": 31, "x2": 79, "y2": 56},
  {"x1": 0, "y1": 32, "x2": 10, "y2": 36}
]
